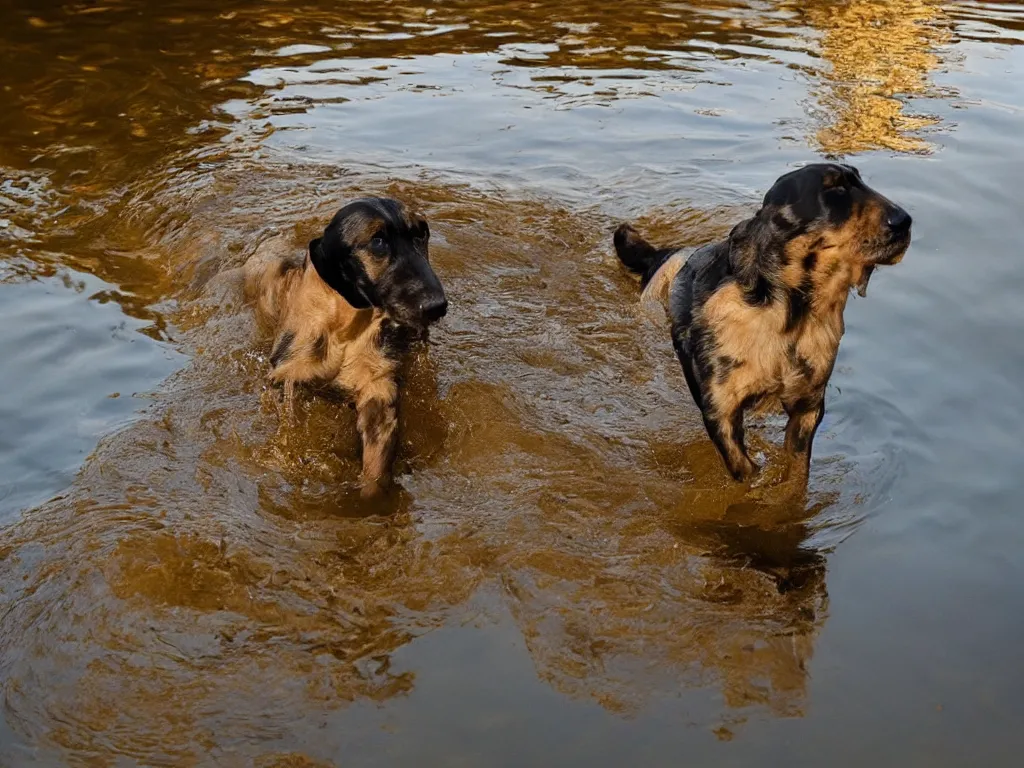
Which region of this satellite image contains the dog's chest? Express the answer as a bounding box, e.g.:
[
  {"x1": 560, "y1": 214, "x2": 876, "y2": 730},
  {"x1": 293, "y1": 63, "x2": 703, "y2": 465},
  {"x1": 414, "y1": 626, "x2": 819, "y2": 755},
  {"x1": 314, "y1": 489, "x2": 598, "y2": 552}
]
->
[
  {"x1": 792, "y1": 317, "x2": 842, "y2": 368},
  {"x1": 326, "y1": 318, "x2": 412, "y2": 395},
  {"x1": 779, "y1": 317, "x2": 843, "y2": 393},
  {"x1": 699, "y1": 283, "x2": 843, "y2": 405}
]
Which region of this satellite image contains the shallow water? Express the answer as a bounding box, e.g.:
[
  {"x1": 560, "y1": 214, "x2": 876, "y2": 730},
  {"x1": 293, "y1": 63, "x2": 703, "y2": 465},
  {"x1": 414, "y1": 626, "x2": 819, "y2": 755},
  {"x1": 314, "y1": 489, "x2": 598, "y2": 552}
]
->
[{"x1": 1, "y1": 0, "x2": 1023, "y2": 765}]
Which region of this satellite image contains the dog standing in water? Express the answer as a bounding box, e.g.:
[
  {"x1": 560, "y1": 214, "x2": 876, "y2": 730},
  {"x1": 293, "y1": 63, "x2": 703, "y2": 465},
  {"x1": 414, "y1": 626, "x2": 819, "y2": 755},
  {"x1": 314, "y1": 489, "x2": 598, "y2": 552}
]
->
[
  {"x1": 614, "y1": 164, "x2": 912, "y2": 483},
  {"x1": 244, "y1": 197, "x2": 447, "y2": 497}
]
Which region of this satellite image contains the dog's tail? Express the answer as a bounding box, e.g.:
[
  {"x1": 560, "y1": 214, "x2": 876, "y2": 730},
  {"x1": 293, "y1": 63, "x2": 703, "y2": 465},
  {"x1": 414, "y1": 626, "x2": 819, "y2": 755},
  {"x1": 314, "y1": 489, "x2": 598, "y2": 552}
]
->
[{"x1": 613, "y1": 224, "x2": 673, "y2": 289}]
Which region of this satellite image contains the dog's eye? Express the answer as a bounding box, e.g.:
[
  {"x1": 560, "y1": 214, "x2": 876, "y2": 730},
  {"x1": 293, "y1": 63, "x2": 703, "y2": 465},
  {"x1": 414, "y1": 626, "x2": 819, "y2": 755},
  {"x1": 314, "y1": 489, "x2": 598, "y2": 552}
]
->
[{"x1": 369, "y1": 237, "x2": 388, "y2": 255}]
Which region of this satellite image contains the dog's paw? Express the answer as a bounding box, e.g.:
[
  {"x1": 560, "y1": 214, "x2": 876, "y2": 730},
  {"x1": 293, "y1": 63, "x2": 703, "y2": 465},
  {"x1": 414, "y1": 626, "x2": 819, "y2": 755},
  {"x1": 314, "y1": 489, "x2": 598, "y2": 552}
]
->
[{"x1": 729, "y1": 453, "x2": 761, "y2": 483}]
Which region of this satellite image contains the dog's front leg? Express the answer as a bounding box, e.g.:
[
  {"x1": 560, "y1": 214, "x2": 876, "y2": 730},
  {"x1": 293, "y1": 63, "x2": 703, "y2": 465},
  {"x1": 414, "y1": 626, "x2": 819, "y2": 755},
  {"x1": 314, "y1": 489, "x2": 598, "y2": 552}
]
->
[
  {"x1": 675, "y1": 333, "x2": 756, "y2": 481},
  {"x1": 353, "y1": 377, "x2": 400, "y2": 498},
  {"x1": 783, "y1": 396, "x2": 825, "y2": 482},
  {"x1": 703, "y1": 404, "x2": 758, "y2": 482}
]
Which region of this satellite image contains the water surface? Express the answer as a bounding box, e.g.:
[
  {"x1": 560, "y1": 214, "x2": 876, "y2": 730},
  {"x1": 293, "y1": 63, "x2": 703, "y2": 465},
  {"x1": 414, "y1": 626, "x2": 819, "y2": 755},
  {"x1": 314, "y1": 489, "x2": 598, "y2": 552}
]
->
[{"x1": 1, "y1": 1, "x2": 1023, "y2": 765}]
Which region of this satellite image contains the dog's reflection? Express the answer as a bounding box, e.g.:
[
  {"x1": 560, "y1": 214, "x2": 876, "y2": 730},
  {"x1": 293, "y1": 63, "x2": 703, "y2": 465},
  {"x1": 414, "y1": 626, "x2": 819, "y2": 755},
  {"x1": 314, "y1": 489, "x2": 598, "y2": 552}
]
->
[{"x1": 503, "y1": 483, "x2": 830, "y2": 720}]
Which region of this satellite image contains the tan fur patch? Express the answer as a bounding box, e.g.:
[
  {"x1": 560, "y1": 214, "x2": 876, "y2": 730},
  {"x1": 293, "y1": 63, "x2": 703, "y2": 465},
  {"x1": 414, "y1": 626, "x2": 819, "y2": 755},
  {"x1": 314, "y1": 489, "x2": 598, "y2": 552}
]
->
[
  {"x1": 337, "y1": 211, "x2": 389, "y2": 282},
  {"x1": 699, "y1": 283, "x2": 790, "y2": 416},
  {"x1": 639, "y1": 250, "x2": 688, "y2": 308}
]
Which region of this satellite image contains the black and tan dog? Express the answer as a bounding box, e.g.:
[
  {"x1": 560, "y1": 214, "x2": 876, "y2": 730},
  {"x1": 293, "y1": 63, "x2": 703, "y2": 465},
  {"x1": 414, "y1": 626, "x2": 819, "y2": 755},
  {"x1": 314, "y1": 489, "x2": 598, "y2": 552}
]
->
[
  {"x1": 614, "y1": 163, "x2": 912, "y2": 482},
  {"x1": 244, "y1": 197, "x2": 447, "y2": 496}
]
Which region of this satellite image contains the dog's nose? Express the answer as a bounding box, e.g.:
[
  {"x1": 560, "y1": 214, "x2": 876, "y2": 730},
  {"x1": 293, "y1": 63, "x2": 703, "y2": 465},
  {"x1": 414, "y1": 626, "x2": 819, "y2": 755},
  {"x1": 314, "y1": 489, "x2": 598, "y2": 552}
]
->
[
  {"x1": 887, "y1": 207, "x2": 912, "y2": 234},
  {"x1": 421, "y1": 296, "x2": 448, "y2": 323}
]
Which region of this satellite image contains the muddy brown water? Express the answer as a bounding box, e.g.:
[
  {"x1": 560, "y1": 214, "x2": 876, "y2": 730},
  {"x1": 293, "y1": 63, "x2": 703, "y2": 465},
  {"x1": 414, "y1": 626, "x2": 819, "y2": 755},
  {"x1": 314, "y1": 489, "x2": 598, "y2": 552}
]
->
[{"x1": 1, "y1": 0, "x2": 1023, "y2": 765}]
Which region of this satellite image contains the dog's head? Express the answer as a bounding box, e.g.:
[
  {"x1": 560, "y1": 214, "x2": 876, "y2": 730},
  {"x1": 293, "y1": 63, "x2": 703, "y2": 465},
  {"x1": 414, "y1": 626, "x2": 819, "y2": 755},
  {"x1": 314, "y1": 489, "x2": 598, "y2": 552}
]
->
[
  {"x1": 729, "y1": 163, "x2": 912, "y2": 298},
  {"x1": 309, "y1": 197, "x2": 447, "y2": 329}
]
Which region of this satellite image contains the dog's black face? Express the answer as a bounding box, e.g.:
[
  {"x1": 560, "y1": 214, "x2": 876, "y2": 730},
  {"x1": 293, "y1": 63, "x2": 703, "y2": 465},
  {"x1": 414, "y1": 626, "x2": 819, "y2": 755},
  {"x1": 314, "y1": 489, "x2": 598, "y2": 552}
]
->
[
  {"x1": 765, "y1": 163, "x2": 911, "y2": 256},
  {"x1": 309, "y1": 197, "x2": 447, "y2": 329},
  {"x1": 753, "y1": 163, "x2": 912, "y2": 294}
]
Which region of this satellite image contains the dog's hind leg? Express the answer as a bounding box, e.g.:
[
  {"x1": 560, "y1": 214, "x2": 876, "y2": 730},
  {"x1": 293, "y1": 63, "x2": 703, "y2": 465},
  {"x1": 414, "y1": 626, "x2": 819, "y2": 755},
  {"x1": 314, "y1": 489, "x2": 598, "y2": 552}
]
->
[{"x1": 674, "y1": 341, "x2": 704, "y2": 412}]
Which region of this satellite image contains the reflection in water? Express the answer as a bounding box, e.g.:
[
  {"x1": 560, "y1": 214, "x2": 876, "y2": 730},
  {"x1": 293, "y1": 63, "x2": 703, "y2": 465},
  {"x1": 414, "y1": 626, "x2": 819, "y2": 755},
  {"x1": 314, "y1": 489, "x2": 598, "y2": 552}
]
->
[
  {"x1": 948, "y1": 1, "x2": 1024, "y2": 45},
  {"x1": 0, "y1": 0, "x2": 956, "y2": 283},
  {"x1": 506, "y1": 506, "x2": 827, "y2": 718},
  {"x1": 796, "y1": 0, "x2": 952, "y2": 154}
]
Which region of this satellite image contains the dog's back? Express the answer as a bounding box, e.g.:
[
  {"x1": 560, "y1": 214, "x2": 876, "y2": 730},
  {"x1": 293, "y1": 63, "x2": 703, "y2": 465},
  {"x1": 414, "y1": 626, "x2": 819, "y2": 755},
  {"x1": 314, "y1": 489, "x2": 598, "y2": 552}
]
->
[
  {"x1": 243, "y1": 235, "x2": 305, "y2": 331},
  {"x1": 614, "y1": 224, "x2": 712, "y2": 310}
]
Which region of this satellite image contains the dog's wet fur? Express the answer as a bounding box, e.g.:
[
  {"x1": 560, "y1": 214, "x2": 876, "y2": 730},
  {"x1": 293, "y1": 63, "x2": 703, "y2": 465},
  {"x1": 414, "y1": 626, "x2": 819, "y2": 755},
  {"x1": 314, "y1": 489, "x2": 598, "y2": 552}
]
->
[
  {"x1": 244, "y1": 197, "x2": 447, "y2": 496},
  {"x1": 614, "y1": 163, "x2": 912, "y2": 482}
]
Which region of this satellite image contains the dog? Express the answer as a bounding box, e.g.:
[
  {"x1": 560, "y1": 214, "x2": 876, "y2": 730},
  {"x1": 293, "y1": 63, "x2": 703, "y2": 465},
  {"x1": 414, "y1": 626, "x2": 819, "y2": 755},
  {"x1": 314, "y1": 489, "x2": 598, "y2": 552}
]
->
[
  {"x1": 243, "y1": 197, "x2": 448, "y2": 496},
  {"x1": 613, "y1": 163, "x2": 912, "y2": 482}
]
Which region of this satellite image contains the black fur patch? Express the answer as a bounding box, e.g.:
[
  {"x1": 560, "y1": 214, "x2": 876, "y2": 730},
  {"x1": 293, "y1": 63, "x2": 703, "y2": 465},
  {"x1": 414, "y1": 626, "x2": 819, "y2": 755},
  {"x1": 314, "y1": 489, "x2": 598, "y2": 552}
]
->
[
  {"x1": 312, "y1": 333, "x2": 329, "y2": 362},
  {"x1": 771, "y1": 212, "x2": 792, "y2": 231},
  {"x1": 270, "y1": 331, "x2": 295, "y2": 368},
  {"x1": 788, "y1": 344, "x2": 815, "y2": 380},
  {"x1": 802, "y1": 251, "x2": 818, "y2": 272},
  {"x1": 700, "y1": 406, "x2": 749, "y2": 482},
  {"x1": 378, "y1": 319, "x2": 415, "y2": 360},
  {"x1": 692, "y1": 331, "x2": 716, "y2": 396},
  {"x1": 739, "y1": 392, "x2": 767, "y2": 413},
  {"x1": 673, "y1": 330, "x2": 705, "y2": 409},
  {"x1": 728, "y1": 406, "x2": 746, "y2": 445},
  {"x1": 745, "y1": 274, "x2": 775, "y2": 306},
  {"x1": 789, "y1": 191, "x2": 822, "y2": 225},
  {"x1": 787, "y1": 395, "x2": 817, "y2": 414},
  {"x1": 825, "y1": 189, "x2": 854, "y2": 225},
  {"x1": 791, "y1": 431, "x2": 812, "y2": 454},
  {"x1": 643, "y1": 248, "x2": 680, "y2": 288},
  {"x1": 785, "y1": 276, "x2": 814, "y2": 332},
  {"x1": 715, "y1": 355, "x2": 744, "y2": 385}
]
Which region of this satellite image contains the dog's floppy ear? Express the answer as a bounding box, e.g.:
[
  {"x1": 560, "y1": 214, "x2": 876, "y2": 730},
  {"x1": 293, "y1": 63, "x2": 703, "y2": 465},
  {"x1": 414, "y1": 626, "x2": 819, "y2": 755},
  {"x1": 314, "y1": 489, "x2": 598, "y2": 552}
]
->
[
  {"x1": 727, "y1": 210, "x2": 776, "y2": 302},
  {"x1": 308, "y1": 236, "x2": 378, "y2": 310}
]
